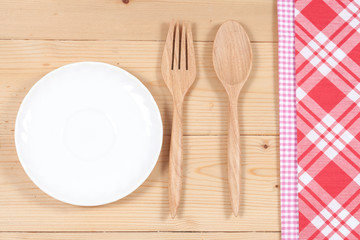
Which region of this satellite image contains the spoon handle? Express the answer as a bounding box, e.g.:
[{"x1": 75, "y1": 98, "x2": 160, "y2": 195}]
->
[
  {"x1": 228, "y1": 98, "x2": 241, "y2": 217},
  {"x1": 168, "y1": 101, "x2": 183, "y2": 218}
]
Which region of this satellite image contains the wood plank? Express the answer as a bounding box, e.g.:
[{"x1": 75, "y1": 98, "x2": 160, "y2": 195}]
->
[
  {"x1": 0, "y1": 0, "x2": 280, "y2": 235},
  {"x1": 0, "y1": 0, "x2": 277, "y2": 42},
  {"x1": 0, "y1": 40, "x2": 278, "y2": 136},
  {"x1": 0, "y1": 232, "x2": 280, "y2": 240},
  {"x1": 0, "y1": 135, "x2": 280, "y2": 231}
]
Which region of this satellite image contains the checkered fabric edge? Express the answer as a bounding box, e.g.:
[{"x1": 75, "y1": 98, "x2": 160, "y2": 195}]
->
[{"x1": 278, "y1": 1, "x2": 299, "y2": 239}]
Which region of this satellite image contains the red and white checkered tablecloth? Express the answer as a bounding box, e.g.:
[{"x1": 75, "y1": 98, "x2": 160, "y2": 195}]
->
[{"x1": 296, "y1": 0, "x2": 360, "y2": 239}]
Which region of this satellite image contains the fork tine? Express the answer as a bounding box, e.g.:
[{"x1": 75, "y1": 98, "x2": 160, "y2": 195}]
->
[
  {"x1": 186, "y1": 22, "x2": 196, "y2": 71},
  {"x1": 163, "y1": 21, "x2": 176, "y2": 71},
  {"x1": 180, "y1": 22, "x2": 187, "y2": 70},
  {"x1": 173, "y1": 22, "x2": 180, "y2": 70}
]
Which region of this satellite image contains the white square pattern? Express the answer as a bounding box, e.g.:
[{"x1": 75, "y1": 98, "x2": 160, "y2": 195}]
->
[
  {"x1": 299, "y1": 171, "x2": 313, "y2": 186},
  {"x1": 339, "y1": 226, "x2": 351, "y2": 237},
  {"x1": 347, "y1": 83, "x2": 360, "y2": 106},
  {"x1": 306, "y1": 114, "x2": 354, "y2": 159},
  {"x1": 330, "y1": 233, "x2": 343, "y2": 240},
  {"x1": 328, "y1": 200, "x2": 341, "y2": 212},
  {"x1": 321, "y1": 208, "x2": 332, "y2": 220},
  {"x1": 300, "y1": 32, "x2": 346, "y2": 76},
  {"x1": 354, "y1": 174, "x2": 360, "y2": 186},
  {"x1": 297, "y1": 87, "x2": 307, "y2": 100},
  {"x1": 312, "y1": 200, "x2": 360, "y2": 238},
  {"x1": 312, "y1": 215, "x2": 325, "y2": 229},
  {"x1": 339, "y1": 2, "x2": 360, "y2": 33},
  {"x1": 322, "y1": 225, "x2": 332, "y2": 236},
  {"x1": 331, "y1": 218, "x2": 340, "y2": 227}
]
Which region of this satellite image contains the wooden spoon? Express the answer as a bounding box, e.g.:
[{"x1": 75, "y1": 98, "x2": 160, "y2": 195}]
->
[{"x1": 212, "y1": 20, "x2": 252, "y2": 217}]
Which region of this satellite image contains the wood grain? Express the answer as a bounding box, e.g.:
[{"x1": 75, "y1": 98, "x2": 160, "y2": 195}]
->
[
  {"x1": 0, "y1": 40, "x2": 278, "y2": 136},
  {"x1": 0, "y1": 0, "x2": 279, "y2": 238},
  {"x1": 161, "y1": 22, "x2": 197, "y2": 217},
  {"x1": 0, "y1": 232, "x2": 280, "y2": 240},
  {"x1": 0, "y1": 0, "x2": 277, "y2": 42},
  {"x1": 0, "y1": 135, "x2": 280, "y2": 231},
  {"x1": 213, "y1": 21, "x2": 253, "y2": 216}
]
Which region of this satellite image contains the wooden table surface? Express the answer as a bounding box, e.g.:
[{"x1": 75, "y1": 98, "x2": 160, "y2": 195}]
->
[{"x1": 0, "y1": 0, "x2": 279, "y2": 239}]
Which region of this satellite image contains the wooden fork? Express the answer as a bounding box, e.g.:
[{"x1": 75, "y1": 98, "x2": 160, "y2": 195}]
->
[{"x1": 161, "y1": 21, "x2": 196, "y2": 218}]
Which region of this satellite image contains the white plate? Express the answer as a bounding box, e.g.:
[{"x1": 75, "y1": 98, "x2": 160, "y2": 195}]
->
[{"x1": 15, "y1": 62, "x2": 163, "y2": 206}]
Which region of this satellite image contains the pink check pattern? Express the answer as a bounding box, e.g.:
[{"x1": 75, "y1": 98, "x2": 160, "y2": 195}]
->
[
  {"x1": 296, "y1": 0, "x2": 360, "y2": 239},
  {"x1": 278, "y1": 1, "x2": 299, "y2": 239}
]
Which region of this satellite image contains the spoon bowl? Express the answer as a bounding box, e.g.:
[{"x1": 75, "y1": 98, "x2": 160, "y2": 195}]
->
[{"x1": 213, "y1": 20, "x2": 252, "y2": 90}]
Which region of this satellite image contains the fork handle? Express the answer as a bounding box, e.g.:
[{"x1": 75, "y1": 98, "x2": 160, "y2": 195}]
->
[
  {"x1": 228, "y1": 98, "x2": 241, "y2": 217},
  {"x1": 169, "y1": 101, "x2": 183, "y2": 218}
]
